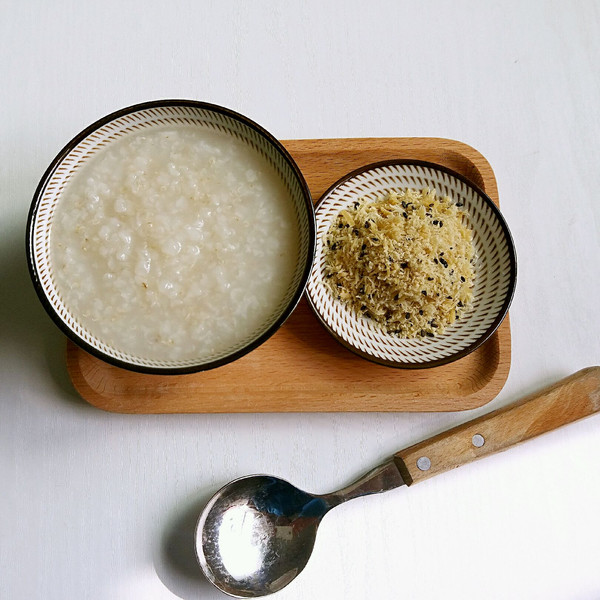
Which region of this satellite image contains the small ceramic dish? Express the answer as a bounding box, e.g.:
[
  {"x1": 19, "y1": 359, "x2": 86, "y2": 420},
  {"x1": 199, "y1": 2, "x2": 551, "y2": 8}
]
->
[
  {"x1": 306, "y1": 160, "x2": 516, "y2": 369},
  {"x1": 27, "y1": 100, "x2": 315, "y2": 374}
]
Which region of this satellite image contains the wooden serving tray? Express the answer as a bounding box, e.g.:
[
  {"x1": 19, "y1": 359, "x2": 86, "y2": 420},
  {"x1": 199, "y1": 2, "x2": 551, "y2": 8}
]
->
[{"x1": 67, "y1": 137, "x2": 511, "y2": 413}]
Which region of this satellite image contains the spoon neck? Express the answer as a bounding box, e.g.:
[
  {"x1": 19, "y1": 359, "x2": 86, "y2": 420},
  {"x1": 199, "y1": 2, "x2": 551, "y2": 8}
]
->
[{"x1": 322, "y1": 458, "x2": 406, "y2": 507}]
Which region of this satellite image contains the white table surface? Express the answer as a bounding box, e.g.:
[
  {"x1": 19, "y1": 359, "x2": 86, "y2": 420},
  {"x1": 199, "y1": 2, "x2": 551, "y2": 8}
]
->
[{"x1": 2, "y1": 1, "x2": 600, "y2": 599}]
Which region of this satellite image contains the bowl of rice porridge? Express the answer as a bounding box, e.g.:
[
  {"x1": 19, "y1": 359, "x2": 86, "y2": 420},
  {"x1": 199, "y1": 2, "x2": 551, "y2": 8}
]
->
[
  {"x1": 27, "y1": 100, "x2": 315, "y2": 374},
  {"x1": 306, "y1": 160, "x2": 516, "y2": 369}
]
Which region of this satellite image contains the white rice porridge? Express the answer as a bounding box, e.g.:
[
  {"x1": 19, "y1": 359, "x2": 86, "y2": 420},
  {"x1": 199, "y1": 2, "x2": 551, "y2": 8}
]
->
[{"x1": 51, "y1": 126, "x2": 301, "y2": 363}]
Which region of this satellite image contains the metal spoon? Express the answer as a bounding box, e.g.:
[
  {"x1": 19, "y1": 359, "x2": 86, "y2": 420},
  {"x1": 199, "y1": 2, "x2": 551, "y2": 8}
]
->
[{"x1": 195, "y1": 367, "x2": 600, "y2": 597}]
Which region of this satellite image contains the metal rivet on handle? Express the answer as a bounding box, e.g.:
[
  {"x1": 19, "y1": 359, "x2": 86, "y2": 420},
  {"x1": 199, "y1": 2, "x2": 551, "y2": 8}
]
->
[
  {"x1": 416, "y1": 456, "x2": 431, "y2": 471},
  {"x1": 472, "y1": 434, "x2": 485, "y2": 448}
]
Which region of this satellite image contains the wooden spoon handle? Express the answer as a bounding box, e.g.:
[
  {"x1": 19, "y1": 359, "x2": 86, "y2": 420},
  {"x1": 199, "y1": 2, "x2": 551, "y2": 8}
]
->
[{"x1": 394, "y1": 367, "x2": 600, "y2": 485}]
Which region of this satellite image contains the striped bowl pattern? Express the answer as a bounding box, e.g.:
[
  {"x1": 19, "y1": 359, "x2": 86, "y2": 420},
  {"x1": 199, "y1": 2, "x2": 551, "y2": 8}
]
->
[
  {"x1": 27, "y1": 100, "x2": 315, "y2": 374},
  {"x1": 306, "y1": 160, "x2": 516, "y2": 368}
]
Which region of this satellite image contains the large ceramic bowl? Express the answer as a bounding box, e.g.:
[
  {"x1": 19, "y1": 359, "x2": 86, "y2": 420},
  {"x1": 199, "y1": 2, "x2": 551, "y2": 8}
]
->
[
  {"x1": 27, "y1": 100, "x2": 315, "y2": 374},
  {"x1": 306, "y1": 160, "x2": 516, "y2": 369}
]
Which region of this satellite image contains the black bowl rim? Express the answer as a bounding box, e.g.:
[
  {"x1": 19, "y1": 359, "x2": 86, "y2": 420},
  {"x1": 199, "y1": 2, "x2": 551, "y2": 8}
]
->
[
  {"x1": 26, "y1": 99, "x2": 316, "y2": 375},
  {"x1": 305, "y1": 158, "x2": 517, "y2": 370}
]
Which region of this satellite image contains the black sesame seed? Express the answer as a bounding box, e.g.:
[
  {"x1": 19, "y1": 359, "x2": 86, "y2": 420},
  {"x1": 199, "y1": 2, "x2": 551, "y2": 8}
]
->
[
  {"x1": 364, "y1": 221, "x2": 370, "y2": 229},
  {"x1": 419, "y1": 310, "x2": 424, "y2": 315},
  {"x1": 458, "y1": 300, "x2": 464, "y2": 307},
  {"x1": 447, "y1": 295, "x2": 452, "y2": 299},
  {"x1": 405, "y1": 312, "x2": 411, "y2": 319},
  {"x1": 403, "y1": 212, "x2": 408, "y2": 218},
  {"x1": 422, "y1": 290, "x2": 427, "y2": 296},
  {"x1": 354, "y1": 201, "x2": 360, "y2": 209},
  {"x1": 456, "y1": 202, "x2": 464, "y2": 207},
  {"x1": 432, "y1": 220, "x2": 439, "y2": 225},
  {"x1": 426, "y1": 332, "x2": 435, "y2": 338},
  {"x1": 361, "y1": 243, "x2": 367, "y2": 251},
  {"x1": 331, "y1": 242, "x2": 338, "y2": 251},
  {"x1": 360, "y1": 305, "x2": 367, "y2": 311},
  {"x1": 394, "y1": 293, "x2": 399, "y2": 301},
  {"x1": 439, "y1": 252, "x2": 444, "y2": 256},
  {"x1": 427, "y1": 277, "x2": 433, "y2": 281},
  {"x1": 338, "y1": 223, "x2": 343, "y2": 228},
  {"x1": 439, "y1": 257, "x2": 448, "y2": 268},
  {"x1": 353, "y1": 229, "x2": 359, "y2": 236},
  {"x1": 401, "y1": 262, "x2": 408, "y2": 269},
  {"x1": 433, "y1": 258, "x2": 438, "y2": 264},
  {"x1": 460, "y1": 276, "x2": 466, "y2": 282},
  {"x1": 439, "y1": 220, "x2": 444, "y2": 227}
]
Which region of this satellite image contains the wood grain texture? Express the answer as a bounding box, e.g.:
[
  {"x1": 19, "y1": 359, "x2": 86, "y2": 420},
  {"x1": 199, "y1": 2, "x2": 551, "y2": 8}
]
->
[
  {"x1": 66, "y1": 137, "x2": 511, "y2": 413},
  {"x1": 394, "y1": 367, "x2": 600, "y2": 484}
]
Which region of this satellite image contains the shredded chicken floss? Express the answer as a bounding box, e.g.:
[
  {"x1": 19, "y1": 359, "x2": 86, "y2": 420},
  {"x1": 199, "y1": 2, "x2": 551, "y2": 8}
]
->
[{"x1": 323, "y1": 189, "x2": 475, "y2": 338}]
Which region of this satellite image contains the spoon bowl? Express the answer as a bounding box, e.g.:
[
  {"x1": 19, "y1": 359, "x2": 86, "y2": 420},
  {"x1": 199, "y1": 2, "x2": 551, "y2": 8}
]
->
[{"x1": 196, "y1": 475, "x2": 333, "y2": 597}]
